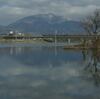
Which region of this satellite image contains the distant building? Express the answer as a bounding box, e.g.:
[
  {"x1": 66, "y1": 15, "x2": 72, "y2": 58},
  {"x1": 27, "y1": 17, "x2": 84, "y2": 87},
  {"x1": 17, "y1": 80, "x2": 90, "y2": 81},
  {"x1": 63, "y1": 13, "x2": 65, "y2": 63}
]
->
[
  {"x1": 8, "y1": 31, "x2": 24, "y2": 36},
  {"x1": 17, "y1": 32, "x2": 24, "y2": 36},
  {"x1": 9, "y1": 31, "x2": 14, "y2": 36}
]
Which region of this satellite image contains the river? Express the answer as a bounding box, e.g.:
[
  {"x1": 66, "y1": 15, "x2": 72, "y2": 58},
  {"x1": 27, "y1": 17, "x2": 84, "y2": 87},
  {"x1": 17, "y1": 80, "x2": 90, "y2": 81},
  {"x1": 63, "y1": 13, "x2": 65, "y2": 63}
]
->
[{"x1": 0, "y1": 43, "x2": 100, "y2": 99}]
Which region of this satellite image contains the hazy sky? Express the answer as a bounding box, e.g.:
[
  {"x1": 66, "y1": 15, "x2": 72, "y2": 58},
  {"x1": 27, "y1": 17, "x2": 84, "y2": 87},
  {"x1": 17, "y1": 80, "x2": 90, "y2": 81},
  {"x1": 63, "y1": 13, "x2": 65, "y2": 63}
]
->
[{"x1": 0, "y1": 0, "x2": 100, "y2": 25}]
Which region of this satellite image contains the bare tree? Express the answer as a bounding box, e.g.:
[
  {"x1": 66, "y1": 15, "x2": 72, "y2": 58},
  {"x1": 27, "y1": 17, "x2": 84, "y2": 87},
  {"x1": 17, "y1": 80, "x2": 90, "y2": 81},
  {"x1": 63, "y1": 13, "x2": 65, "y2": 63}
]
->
[
  {"x1": 82, "y1": 10, "x2": 100, "y2": 80},
  {"x1": 81, "y1": 9, "x2": 100, "y2": 35}
]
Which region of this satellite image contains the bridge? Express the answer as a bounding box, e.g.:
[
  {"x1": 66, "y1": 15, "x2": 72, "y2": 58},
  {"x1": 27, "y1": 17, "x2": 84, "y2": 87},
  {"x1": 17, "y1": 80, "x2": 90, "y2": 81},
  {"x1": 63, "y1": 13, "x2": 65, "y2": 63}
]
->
[
  {"x1": 0, "y1": 34, "x2": 100, "y2": 43},
  {"x1": 40, "y1": 35, "x2": 100, "y2": 43},
  {"x1": 41, "y1": 34, "x2": 100, "y2": 39}
]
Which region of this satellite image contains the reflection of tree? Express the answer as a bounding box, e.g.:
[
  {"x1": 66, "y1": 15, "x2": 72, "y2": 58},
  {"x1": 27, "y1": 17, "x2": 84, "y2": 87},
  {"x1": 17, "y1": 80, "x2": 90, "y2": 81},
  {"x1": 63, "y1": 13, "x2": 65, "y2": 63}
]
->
[
  {"x1": 83, "y1": 48, "x2": 100, "y2": 72},
  {"x1": 82, "y1": 50, "x2": 88, "y2": 61},
  {"x1": 92, "y1": 72, "x2": 100, "y2": 87},
  {"x1": 82, "y1": 49, "x2": 100, "y2": 86}
]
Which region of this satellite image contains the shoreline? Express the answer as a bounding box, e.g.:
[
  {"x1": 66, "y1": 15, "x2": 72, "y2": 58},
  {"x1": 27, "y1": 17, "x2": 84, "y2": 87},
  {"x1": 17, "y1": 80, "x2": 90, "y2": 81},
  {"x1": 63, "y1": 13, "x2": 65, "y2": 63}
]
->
[{"x1": 0, "y1": 39, "x2": 99, "y2": 50}]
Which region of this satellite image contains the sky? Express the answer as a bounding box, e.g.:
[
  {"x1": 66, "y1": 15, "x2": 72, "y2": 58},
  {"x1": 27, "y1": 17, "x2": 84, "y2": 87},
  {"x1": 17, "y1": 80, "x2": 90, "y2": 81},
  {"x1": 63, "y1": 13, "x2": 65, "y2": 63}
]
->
[{"x1": 0, "y1": 0, "x2": 100, "y2": 25}]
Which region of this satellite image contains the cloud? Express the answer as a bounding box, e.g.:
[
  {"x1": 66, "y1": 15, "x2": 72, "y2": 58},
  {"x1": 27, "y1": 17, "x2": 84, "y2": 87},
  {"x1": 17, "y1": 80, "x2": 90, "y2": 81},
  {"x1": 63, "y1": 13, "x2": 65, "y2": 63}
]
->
[{"x1": 0, "y1": 0, "x2": 100, "y2": 25}]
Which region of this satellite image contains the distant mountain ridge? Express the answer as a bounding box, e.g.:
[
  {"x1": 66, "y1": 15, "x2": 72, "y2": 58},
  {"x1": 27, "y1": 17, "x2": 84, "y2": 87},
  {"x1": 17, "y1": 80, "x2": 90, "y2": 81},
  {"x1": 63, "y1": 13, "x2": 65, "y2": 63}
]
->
[{"x1": 0, "y1": 14, "x2": 85, "y2": 35}]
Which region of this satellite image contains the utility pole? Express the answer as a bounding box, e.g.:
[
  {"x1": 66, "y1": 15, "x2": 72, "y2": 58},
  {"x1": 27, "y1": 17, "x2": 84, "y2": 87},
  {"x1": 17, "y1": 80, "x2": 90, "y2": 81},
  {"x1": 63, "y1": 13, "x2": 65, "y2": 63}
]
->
[{"x1": 55, "y1": 30, "x2": 57, "y2": 56}]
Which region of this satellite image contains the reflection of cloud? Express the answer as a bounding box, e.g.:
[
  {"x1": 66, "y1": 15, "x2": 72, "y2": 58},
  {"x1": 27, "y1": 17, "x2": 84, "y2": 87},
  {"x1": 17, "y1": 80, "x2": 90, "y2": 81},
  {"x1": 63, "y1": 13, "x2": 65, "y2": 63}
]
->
[
  {"x1": 0, "y1": 56, "x2": 82, "y2": 78},
  {"x1": 48, "y1": 63, "x2": 81, "y2": 81},
  {"x1": 30, "y1": 80, "x2": 47, "y2": 87},
  {"x1": 0, "y1": 56, "x2": 100, "y2": 98}
]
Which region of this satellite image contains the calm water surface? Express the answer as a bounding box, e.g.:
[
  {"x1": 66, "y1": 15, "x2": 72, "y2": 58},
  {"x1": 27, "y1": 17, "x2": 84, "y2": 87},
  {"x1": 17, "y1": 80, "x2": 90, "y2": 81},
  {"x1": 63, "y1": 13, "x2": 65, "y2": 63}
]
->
[{"x1": 0, "y1": 43, "x2": 100, "y2": 99}]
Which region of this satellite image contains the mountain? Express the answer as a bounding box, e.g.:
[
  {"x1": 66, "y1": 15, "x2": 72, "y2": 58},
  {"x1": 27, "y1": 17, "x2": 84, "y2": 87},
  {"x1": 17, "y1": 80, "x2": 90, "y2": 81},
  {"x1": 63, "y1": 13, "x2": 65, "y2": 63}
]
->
[{"x1": 2, "y1": 14, "x2": 85, "y2": 35}]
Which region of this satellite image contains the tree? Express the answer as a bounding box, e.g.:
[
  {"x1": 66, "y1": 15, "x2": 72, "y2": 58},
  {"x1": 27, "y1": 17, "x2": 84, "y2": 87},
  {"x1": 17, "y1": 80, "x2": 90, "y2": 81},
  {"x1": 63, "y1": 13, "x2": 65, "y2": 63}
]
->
[
  {"x1": 82, "y1": 10, "x2": 100, "y2": 75},
  {"x1": 81, "y1": 9, "x2": 100, "y2": 35}
]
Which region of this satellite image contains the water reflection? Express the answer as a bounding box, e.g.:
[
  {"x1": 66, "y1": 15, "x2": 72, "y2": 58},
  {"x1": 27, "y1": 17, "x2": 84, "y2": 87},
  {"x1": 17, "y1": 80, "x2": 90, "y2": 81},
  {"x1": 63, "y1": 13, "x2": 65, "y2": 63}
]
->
[
  {"x1": 0, "y1": 46, "x2": 83, "y2": 67},
  {"x1": 82, "y1": 48, "x2": 100, "y2": 86},
  {"x1": 0, "y1": 45, "x2": 100, "y2": 99}
]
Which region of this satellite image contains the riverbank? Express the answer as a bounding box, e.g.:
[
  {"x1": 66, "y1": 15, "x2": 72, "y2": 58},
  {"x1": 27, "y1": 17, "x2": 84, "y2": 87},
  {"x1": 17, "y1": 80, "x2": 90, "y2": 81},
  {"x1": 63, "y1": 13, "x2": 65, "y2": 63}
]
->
[{"x1": 0, "y1": 38, "x2": 100, "y2": 50}]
